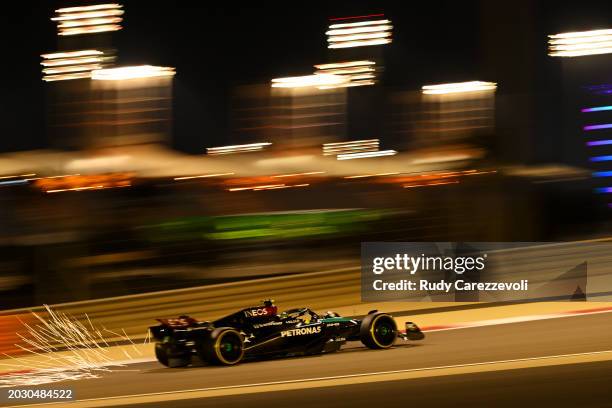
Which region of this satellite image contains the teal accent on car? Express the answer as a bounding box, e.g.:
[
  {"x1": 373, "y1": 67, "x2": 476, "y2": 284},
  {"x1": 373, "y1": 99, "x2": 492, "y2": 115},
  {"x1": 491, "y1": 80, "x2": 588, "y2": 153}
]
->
[{"x1": 320, "y1": 317, "x2": 355, "y2": 323}]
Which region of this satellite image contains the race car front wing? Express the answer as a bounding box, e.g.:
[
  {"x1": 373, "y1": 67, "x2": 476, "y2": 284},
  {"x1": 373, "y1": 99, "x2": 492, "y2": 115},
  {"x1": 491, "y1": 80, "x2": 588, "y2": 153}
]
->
[{"x1": 398, "y1": 321, "x2": 425, "y2": 341}]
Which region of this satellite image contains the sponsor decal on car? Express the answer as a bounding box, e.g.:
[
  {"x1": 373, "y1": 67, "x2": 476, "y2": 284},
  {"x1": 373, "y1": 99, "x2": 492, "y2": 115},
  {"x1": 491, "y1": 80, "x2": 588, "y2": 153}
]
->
[
  {"x1": 244, "y1": 308, "x2": 269, "y2": 317},
  {"x1": 280, "y1": 325, "x2": 322, "y2": 337},
  {"x1": 283, "y1": 319, "x2": 300, "y2": 324},
  {"x1": 253, "y1": 321, "x2": 283, "y2": 328}
]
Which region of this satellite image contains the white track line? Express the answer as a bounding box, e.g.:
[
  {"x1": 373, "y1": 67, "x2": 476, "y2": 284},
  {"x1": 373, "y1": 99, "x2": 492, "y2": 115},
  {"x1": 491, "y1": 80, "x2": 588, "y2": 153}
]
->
[{"x1": 6, "y1": 349, "x2": 612, "y2": 407}]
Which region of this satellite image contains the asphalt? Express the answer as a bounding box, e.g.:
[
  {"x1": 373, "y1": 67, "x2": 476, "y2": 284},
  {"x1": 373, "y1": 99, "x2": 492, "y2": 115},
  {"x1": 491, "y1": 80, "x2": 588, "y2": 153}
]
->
[
  {"x1": 2, "y1": 311, "x2": 612, "y2": 407},
  {"x1": 113, "y1": 360, "x2": 612, "y2": 408}
]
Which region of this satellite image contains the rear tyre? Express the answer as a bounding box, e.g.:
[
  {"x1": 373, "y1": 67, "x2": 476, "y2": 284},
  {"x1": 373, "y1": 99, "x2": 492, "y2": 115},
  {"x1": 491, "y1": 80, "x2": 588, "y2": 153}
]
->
[
  {"x1": 360, "y1": 313, "x2": 397, "y2": 349},
  {"x1": 203, "y1": 328, "x2": 244, "y2": 365},
  {"x1": 155, "y1": 343, "x2": 191, "y2": 368}
]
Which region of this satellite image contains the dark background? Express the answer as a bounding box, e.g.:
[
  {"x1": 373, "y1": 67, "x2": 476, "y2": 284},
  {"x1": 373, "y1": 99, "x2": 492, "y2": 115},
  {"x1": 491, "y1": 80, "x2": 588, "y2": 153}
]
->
[{"x1": 1, "y1": 0, "x2": 611, "y2": 154}]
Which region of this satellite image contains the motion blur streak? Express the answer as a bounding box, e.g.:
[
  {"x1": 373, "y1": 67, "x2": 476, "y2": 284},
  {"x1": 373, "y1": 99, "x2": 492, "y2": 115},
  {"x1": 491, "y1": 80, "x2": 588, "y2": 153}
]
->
[
  {"x1": 328, "y1": 19, "x2": 391, "y2": 29},
  {"x1": 91, "y1": 65, "x2": 176, "y2": 80},
  {"x1": 344, "y1": 172, "x2": 399, "y2": 179},
  {"x1": 314, "y1": 61, "x2": 375, "y2": 69},
  {"x1": 326, "y1": 16, "x2": 392, "y2": 49},
  {"x1": 584, "y1": 123, "x2": 612, "y2": 130},
  {"x1": 271, "y1": 74, "x2": 348, "y2": 88},
  {"x1": 56, "y1": 4, "x2": 122, "y2": 13},
  {"x1": 548, "y1": 28, "x2": 612, "y2": 57},
  {"x1": 581, "y1": 105, "x2": 612, "y2": 113},
  {"x1": 59, "y1": 24, "x2": 123, "y2": 36},
  {"x1": 0, "y1": 173, "x2": 35, "y2": 179},
  {"x1": 587, "y1": 140, "x2": 612, "y2": 146},
  {"x1": 328, "y1": 39, "x2": 392, "y2": 49},
  {"x1": 590, "y1": 155, "x2": 612, "y2": 162},
  {"x1": 173, "y1": 173, "x2": 235, "y2": 180},
  {"x1": 323, "y1": 139, "x2": 379, "y2": 155},
  {"x1": 52, "y1": 3, "x2": 124, "y2": 36},
  {"x1": 228, "y1": 183, "x2": 310, "y2": 192},
  {"x1": 206, "y1": 142, "x2": 271, "y2": 155},
  {"x1": 315, "y1": 60, "x2": 377, "y2": 88},
  {"x1": 337, "y1": 150, "x2": 397, "y2": 160},
  {"x1": 271, "y1": 171, "x2": 325, "y2": 178},
  {"x1": 40, "y1": 49, "x2": 110, "y2": 82},
  {"x1": 422, "y1": 81, "x2": 497, "y2": 95}
]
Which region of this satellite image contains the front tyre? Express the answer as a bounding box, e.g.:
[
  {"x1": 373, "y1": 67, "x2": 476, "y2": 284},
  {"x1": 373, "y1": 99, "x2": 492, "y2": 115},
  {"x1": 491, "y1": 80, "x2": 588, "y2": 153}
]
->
[
  {"x1": 360, "y1": 313, "x2": 397, "y2": 349},
  {"x1": 203, "y1": 328, "x2": 244, "y2": 365}
]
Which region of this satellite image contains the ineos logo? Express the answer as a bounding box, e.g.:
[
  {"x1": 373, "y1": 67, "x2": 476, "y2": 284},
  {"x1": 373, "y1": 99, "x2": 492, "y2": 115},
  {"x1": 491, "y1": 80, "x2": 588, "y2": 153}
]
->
[{"x1": 244, "y1": 308, "x2": 268, "y2": 317}]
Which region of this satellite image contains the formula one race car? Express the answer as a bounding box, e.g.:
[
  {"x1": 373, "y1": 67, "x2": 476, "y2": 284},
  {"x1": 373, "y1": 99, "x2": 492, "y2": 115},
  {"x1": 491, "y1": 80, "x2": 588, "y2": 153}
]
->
[{"x1": 149, "y1": 300, "x2": 424, "y2": 367}]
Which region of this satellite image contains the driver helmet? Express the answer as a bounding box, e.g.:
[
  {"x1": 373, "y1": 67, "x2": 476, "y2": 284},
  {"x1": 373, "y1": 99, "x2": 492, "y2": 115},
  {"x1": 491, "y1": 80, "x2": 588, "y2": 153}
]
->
[{"x1": 262, "y1": 299, "x2": 278, "y2": 316}]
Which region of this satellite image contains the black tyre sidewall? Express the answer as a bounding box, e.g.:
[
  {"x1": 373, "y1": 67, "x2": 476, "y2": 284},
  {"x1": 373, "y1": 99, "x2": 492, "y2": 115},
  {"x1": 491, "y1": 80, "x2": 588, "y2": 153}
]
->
[
  {"x1": 360, "y1": 313, "x2": 397, "y2": 349},
  {"x1": 155, "y1": 343, "x2": 169, "y2": 366},
  {"x1": 204, "y1": 328, "x2": 244, "y2": 365}
]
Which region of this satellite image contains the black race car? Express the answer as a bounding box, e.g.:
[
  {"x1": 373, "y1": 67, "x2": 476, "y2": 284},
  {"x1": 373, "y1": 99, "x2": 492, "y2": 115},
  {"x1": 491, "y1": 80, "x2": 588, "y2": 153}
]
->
[{"x1": 149, "y1": 300, "x2": 424, "y2": 367}]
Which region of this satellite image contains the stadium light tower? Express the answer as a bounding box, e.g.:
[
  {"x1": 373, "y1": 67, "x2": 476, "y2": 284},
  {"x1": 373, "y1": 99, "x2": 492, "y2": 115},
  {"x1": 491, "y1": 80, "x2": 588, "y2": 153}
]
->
[
  {"x1": 326, "y1": 16, "x2": 393, "y2": 49},
  {"x1": 421, "y1": 81, "x2": 497, "y2": 95},
  {"x1": 52, "y1": 3, "x2": 124, "y2": 36},
  {"x1": 90, "y1": 65, "x2": 176, "y2": 147},
  {"x1": 270, "y1": 74, "x2": 348, "y2": 89},
  {"x1": 417, "y1": 81, "x2": 497, "y2": 150},
  {"x1": 314, "y1": 60, "x2": 377, "y2": 88},
  {"x1": 317, "y1": 14, "x2": 392, "y2": 148},
  {"x1": 91, "y1": 65, "x2": 176, "y2": 81},
  {"x1": 40, "y1": 3, "x2": 176, "y2": 150},
  {"x1": 41, "y1": 3, "x2": 124, "y2": 82},
  {"x1": 41, "y1": 50, "x2": 112, "y2": 82},
  {"x1": 548, "y1": 27, "x2": 612, "y2": 208}
]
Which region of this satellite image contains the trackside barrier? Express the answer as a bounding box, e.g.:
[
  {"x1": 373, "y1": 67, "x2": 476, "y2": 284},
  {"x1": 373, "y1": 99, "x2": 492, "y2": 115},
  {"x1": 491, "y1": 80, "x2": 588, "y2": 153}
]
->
[{"x1": 0, "y1": 267, "x2": 362, "y2": 345}]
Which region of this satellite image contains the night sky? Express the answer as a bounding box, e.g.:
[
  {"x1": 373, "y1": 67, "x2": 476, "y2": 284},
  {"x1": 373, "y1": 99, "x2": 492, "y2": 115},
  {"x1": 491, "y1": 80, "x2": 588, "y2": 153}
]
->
[{"x1": 1, "y1": 0, "x2": 610, "y2": 154}]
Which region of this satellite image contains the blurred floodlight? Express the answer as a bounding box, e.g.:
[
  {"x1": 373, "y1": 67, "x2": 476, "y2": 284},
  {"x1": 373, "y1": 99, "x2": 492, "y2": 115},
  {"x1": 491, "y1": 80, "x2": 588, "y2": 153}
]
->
[
  {"x1": 314, "y1": 60, "x2": 377, "y2": 88},
  {"x1": 41, "y1": 50, "x2": 104, "y2": 59},
  {"x1": 344, "y1": 172, "x2": 399, "y2": 179},
  {"x1": 41, "y1": 72, "x2": 93, "y2": 82},
  {"x1": 59, "y1": 25, "x2": 123, "y2": 36},
  {"x1": 56, "y1": 4, "x2": 122, "y2": 13},
  {"x1": 318, "y1": 80, "x2": 375, "y2": 89},
  {"x1": 337, "y1": 150, "x2": 397, "y2": 160},
  {"x1": 174, "y1": 173, "x2": 235, "y2": 180},
  {"x1": 329, "y1": 38, "x2": 392, "y2": 49},
  {"x1": 207, "y1": 142, "x2": 272, "y2": 155},
  {"x1": 91, "y1": 65, "x2": 176, "y2": 80},
  {"x1": 271, "y1": 171, "x2": 325, "y2": 178},
  {"x1": 328, "y1": 19, "x2": 391, "y2": 29},
  {"x1": 52, "y1": 3, "x2": 123, "y2": 36},
  {"x1": 323, "y1": 139, "x2": 379, "y2": 156},
  {"x1": 548, "y1": 28, "x2": 612, "y2": 57},
  {"x1": 41, "y1": 49, "x2": 110, "y2": 82},
  {"x1": 314, "y1": 61, "x2": 375, "y2": 69},
  {"x1": 271, "y1": 74, "x2": 348, "y2": 89},
  {"x1": 421, "y1": 81, "x2": 497, "y2": 95},
  {"x1": 326, "y1": 18, "x2": 392, "y2": 49}
]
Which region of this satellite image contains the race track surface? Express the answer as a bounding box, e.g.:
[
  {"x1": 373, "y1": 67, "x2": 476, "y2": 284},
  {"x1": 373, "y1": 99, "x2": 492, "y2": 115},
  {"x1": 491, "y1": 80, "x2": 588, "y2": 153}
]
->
[{"x1": 2, "y1": 311, "x2": 612, "y2": 407}]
